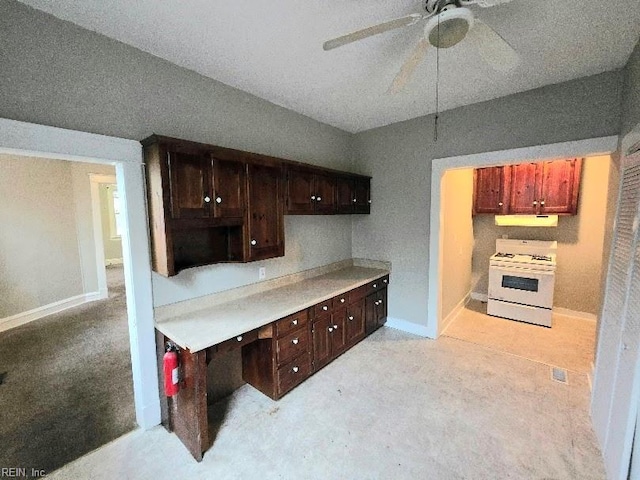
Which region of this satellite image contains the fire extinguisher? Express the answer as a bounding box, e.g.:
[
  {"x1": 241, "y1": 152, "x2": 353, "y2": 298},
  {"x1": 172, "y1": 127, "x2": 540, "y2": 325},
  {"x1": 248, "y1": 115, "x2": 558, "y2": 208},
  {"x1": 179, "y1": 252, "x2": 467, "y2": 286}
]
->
[{"x1": 163, "y1": 343, "x2": 180, "y2": 397}]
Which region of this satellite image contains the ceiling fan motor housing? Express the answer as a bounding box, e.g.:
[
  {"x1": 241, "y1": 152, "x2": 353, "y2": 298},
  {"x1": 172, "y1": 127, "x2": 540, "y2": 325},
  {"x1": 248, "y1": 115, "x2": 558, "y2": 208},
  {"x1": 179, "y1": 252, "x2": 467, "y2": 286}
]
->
[{"x1": 424, "y1": 7, "x2": 474, "y2": 48}]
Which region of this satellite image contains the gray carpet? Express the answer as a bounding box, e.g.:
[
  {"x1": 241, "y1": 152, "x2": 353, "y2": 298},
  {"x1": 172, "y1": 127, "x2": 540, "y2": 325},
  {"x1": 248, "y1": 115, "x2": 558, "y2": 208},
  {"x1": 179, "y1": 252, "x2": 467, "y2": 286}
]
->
[{"x1": 0, "y1": 266, "x2": 136, "y2": 477}]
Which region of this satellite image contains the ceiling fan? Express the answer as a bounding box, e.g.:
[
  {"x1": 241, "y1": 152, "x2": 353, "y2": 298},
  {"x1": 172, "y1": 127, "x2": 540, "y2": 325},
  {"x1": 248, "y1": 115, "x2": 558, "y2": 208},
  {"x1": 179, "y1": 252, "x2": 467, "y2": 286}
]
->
[{"x1": 323, "y1": 0, "x2": 520, "y2": 94}]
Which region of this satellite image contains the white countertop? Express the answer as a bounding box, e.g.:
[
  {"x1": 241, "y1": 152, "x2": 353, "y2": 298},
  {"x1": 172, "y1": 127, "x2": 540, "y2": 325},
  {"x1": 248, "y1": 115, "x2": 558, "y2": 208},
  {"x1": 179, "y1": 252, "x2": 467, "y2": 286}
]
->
[{"x1": 155, "y1": 265, "x2": 389, "y2": 352}]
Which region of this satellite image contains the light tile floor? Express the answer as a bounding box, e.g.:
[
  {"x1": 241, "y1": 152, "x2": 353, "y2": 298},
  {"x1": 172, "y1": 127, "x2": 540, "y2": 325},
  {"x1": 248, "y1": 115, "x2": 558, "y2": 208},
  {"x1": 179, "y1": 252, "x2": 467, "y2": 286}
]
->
[
  {"x1": 443, "y1": 300, "x2": 597, "y2": 374},
  {"x1": 48, "y1": 328, "x2": 605, "y2": 479}
]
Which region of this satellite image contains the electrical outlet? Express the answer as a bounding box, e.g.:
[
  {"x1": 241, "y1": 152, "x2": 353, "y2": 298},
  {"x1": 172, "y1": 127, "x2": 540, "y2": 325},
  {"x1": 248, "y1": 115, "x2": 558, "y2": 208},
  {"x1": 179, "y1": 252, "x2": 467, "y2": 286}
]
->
[{"x1": 259, "y1": 267, "x2": 266, "y2": 280}]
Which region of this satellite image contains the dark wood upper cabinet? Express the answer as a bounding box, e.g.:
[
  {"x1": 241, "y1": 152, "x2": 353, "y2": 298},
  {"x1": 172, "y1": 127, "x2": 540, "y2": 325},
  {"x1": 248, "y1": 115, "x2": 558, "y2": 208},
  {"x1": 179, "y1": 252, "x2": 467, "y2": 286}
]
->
[
  {"x1": 168, "y1": 149, "x2": 211, "y2": 220},
  {"x1": 285, "y1": 167, "x2": 336, "y2": 215},
  {"x1": 473, "y1": 166, "x2": 510, "y2": 215},
  {"x1": 508, "y1": 163, "x2": 540, "y2": 214},
  {"x1": 248, "y1": 163, "x2": 285, "y2": 262},
  {"x1": 144, "y1": 135, "x2": 370, "y2": 276},
  {"x1": 473, "y1": 158, "x2": 582, "y2": 216},
  {"x1": 211, "y1": 157, "x2": 246, "y2": 220},
  {"x1": 539, "y1": 158, "x2": 582, "y2": 214},
  {"x1": 337, "y1": 175, "x2": 371, "y2": 214}
]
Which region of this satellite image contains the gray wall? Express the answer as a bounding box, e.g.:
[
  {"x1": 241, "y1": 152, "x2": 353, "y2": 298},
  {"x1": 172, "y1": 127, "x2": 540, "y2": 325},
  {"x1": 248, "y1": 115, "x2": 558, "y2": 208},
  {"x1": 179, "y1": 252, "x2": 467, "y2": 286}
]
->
[
  {"x1": 352, "y1": 70, "x2": 622, "y2": 329},
  {"x1": 0, "y1": 155, "x2": 84, "y2": 318},
  {"x1": 0, "y1": 0, "x2": 354, "y2": 309}
]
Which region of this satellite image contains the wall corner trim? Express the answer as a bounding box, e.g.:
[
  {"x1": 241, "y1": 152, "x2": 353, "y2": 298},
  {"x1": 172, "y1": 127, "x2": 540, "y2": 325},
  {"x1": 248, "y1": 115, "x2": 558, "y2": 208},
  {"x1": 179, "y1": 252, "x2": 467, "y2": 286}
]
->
[
  {"x1": 0, "y1": 292, "x2": 103, "y2": 333},
  {"x1": 385, "y1": 317, "x2": 433, "y2": 338}
]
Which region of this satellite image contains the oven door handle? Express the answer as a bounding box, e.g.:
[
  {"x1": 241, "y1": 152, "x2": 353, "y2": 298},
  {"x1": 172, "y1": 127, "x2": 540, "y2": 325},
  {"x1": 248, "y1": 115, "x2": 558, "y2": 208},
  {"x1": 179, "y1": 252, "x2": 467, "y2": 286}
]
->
[{"x1": 492, "y1": 266, "x2": 555, "y2": 277}]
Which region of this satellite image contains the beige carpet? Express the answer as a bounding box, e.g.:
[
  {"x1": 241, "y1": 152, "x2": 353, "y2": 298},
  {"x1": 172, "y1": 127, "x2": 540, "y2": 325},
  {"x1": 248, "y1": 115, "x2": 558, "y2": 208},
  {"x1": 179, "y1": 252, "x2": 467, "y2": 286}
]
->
[{"x1": 443, "y1": 300, "x2": 597, "y2": 374}]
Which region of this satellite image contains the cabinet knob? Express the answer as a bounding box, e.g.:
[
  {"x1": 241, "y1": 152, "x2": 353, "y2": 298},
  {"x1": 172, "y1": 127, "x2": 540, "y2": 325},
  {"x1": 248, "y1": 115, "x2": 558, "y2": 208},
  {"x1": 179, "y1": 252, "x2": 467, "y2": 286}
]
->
[
  {"x1": 533, "y1": 201, "x2": 538, "y2": 206},
  {"x1": 204, "y1": 196, "x2": 211, "y2": 203},
  {"x1": 311, "y1": 195, "x2": 316, "y2": 201},
  {"x1": 292, "y1": 319, "x2": 298, "y2": 326},
  {"x1": 379, "y1": 299, "x2": 383, "y2": 304},
  {"x1": 292, "y1": 366, "x2": 299, "y2": 373},
  {"x1": 215, "y1": 196, "x2": 222, "y2": 204},
  {"x1": 328, "y1": 327, "x2": 333, "y2": 332},
  {"x1": 540, "y1": 200, "x2": 545, "y2": 206},
  {"x1": 322, "y1": 305, "x2": 328, "y2": 311},
  {"x1": 498, "y1": 202, "x2": 503, "y2": 207},
  {"x1": 373, "y1": 284, "x2": 377, "y2": 288},
  {"x1": 317, "y1": 196, "x2": 322, "y2": 202},
  {"x1": 383, "y1": 279, "x2": 388, "y2": 284},
  {"x1": 368, "y1": 200, "x2": 372, "y2": 204},
  {"x1": 292, "y1": 338, "x2": 299, "y2": 345},
  {"x1": 236, "y1": 335, "x2": 243, "y2": 342},
  {"x1": 251, "y1": 239, "x2": 257, "y2": 246},
  {"x1": 348, "y1": 316, "x2": 354, "y2": 321},
  {"x1": 333, "y1": 324, "x2": 338, "y2": 330},
  {"x1": 352, "y1": 198, "x2": 357, "y2": 203},
  {"x1": 340, "y1": 298, "x2": 345, "y2": 303}
]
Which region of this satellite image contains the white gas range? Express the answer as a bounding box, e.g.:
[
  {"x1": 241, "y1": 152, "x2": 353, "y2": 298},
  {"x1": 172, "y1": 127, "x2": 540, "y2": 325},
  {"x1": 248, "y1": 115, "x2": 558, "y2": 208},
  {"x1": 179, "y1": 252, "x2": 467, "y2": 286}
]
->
[{"x1": 487, "y1": 239, "x2": 557, "y2": 327}]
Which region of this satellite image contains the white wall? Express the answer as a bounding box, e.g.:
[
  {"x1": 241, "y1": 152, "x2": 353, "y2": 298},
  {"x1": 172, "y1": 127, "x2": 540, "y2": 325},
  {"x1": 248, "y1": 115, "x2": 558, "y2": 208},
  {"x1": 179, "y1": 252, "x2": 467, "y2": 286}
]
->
[
  {"x1": 0, "y1": 155, "x2": 84, "y2": 317},
  {"x1": 0, "y1": 0, "x2": 355, "y2": 309},
  {"x1": 440, "y1": 168, "x2": 474, "y2": 323},
  {"x1": 99, "y1": 183, "x2": 123, "y2": 263},
  {"x1": 353, "y1": 70, "x2": 622, "y2": 331}
]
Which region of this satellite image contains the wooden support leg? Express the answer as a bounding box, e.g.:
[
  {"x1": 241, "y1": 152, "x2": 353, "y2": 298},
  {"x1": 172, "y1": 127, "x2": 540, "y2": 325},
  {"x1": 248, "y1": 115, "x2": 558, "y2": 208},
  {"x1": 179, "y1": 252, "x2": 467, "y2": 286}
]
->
[{"x1": 155, "y1": 330, "x2": 209, "y2": 461}]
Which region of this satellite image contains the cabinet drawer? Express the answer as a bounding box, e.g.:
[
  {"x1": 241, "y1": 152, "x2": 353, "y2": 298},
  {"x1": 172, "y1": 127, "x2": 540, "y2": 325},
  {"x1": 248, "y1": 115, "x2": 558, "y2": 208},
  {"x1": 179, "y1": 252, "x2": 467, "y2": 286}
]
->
[
  {"x1": 334, "y1": 293, "x2": 348, "y2": 308},
  {"x1": 277, "y1": 353, "x2": 312, "y2": 397},
  {"x1": 313, "y1": 300, "x2": 333, "y2": 317},
  {"x1": 216, "y1": 329, "x2": 258, "y2": 354},
  {"x1": 348, "y1": 285, "x2": 368, "y2": 304},
  {"x1": 275, "y1": 309, "x2": 308, "y2": 338},
  {"x1": 368, "y1": 275, "x2": 390, "y2": 294},
  {"x1": 276, "y1": 327, "x2": 310, "y2": 365}
]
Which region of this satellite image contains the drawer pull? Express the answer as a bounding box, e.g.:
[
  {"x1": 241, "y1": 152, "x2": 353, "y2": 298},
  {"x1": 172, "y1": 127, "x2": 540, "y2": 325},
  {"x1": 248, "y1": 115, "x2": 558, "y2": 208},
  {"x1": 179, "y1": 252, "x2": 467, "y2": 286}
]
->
[
  {"x1": 292, "y1": 319, "x2": 298, "y2": 326},
  {"x1": 292, "y1": 366, "x2": 299, "y2": 373},
  {"x1": 348, "y1": 316, "x2": 354, "y2": 321},
  {"x1": 292, "y1": 338, "x2": 299, "y2": 345},
  {"x1": 236, "y1": 335, "x2": 243, "y2": 342},
  {"x1": 340, "y1": 298, "x2": 345, "y2": 303},
  {"x1": 322, "y1": 305, "x2": 328, "y2": 311}
]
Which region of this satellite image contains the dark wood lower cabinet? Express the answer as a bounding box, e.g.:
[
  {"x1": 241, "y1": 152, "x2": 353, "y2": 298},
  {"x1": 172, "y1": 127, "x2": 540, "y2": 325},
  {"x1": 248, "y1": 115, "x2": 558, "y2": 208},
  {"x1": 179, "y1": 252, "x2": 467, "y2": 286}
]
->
[{"x1": 242, "y1": 275, "x2": 388, "y2": 400}]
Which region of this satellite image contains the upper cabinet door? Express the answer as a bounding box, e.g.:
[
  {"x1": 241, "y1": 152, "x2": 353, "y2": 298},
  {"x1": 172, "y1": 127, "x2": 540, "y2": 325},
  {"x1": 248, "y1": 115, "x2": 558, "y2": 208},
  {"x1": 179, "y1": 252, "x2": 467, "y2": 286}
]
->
[
  {"x1": 353, "y1": 177, "x2": 371, "y2": 214},
  {"x1": 313, "y1": 172, "x2": 336, "y2": 214},
  {"x1": 167, "y1": 150, "x2": 211, "y2": 219},
  {"x1": 336, "y1": 176, "x2": 354, "y2": 214},
  {"x1": 286, "y1": 168, "x2": 315, "y2": 214},
  {"x1": 473, "y1": 166, "x2": 509, "y2": 215},
  {"x1": 248, "y1": 163, "x2": 284, "y2": 261},
  {"x1": 539, "y1": 158, "x2": 582, "y2": 215},
  {"x1": 509, "y1": 163, "x2": 541, "y2": 214},
  {"x1": 211, "y1": 157, "x2": 245, "y2": 219}
]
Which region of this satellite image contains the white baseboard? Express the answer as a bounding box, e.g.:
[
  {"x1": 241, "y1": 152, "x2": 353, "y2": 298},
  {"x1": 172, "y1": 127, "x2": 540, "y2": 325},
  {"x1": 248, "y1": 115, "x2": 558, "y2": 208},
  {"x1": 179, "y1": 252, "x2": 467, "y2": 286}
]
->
[
  {"x1": 552, "y1": 307, "x2": 597, "y2": 322},
  {"x1": 440, "y1": 292, "x2": 471, "y2": 335},
  {"x1": 0, "y1": 292, "x2": 103, "y2": 333},
  {"x1": 105, "y1": 258, "x2": 124, "y2": 266},
  {"x1": 385, "y1": 317, "x2": 432, "y2": 338},
  {"x1": 470, "y1": 292, "x2": 488, "y2": 302}
]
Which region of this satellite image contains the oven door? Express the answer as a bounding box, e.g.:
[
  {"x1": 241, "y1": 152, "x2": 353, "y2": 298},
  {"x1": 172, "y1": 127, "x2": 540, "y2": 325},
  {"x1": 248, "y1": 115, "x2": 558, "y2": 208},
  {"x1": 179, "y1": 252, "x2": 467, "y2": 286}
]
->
[{"x1": 488, "y1": 265, "x2": 555, "y2": 309}]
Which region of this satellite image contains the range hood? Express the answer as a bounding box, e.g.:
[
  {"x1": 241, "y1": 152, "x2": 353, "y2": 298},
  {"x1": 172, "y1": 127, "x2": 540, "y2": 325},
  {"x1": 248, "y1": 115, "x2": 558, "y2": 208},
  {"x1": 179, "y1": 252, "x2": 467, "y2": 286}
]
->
[{"x1": 494, "y1": 215, "x2": 558, "y2": 227}]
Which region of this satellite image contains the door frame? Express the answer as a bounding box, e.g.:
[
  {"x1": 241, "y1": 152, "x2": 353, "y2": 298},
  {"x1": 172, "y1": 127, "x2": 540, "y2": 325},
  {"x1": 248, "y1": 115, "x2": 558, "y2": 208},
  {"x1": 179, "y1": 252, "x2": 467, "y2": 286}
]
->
[
  {"x1": 427, "y1": 135, "x2": 619, "y2": 339},
  {"x1": 89, "y1": 173, "x2": 117, "y2": 299},
  {"x1": 0, "y1": 117, "x2": 160, "y2": 429}
]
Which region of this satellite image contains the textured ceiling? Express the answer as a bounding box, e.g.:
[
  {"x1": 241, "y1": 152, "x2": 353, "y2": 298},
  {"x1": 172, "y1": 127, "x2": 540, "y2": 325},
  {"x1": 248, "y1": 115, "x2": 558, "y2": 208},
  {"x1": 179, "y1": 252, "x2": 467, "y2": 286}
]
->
[{"x1": 16, "y1": 0, "x2": 640, "y2": 133}]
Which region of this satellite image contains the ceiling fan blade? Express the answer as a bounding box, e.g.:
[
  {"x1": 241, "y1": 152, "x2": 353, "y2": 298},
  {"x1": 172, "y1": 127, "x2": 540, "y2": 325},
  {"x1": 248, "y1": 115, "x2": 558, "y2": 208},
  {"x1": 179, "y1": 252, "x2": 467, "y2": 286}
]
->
[
  {"x1": 388, "y1": 38, "x2": 430, "y2": 94},
  {"x1": 470, "y1": 19, "x2": 520, "y2": 72},
  {"x1": 323, "y1": 14, "x2": 423, "y2": 51}
]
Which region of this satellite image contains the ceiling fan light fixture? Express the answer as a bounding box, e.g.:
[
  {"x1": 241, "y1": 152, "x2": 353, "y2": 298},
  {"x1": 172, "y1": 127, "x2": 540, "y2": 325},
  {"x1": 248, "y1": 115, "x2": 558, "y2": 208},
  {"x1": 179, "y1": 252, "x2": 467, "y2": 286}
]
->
[{"x1": 424, "y1": 7, "x2": 474, "y2": 48}]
